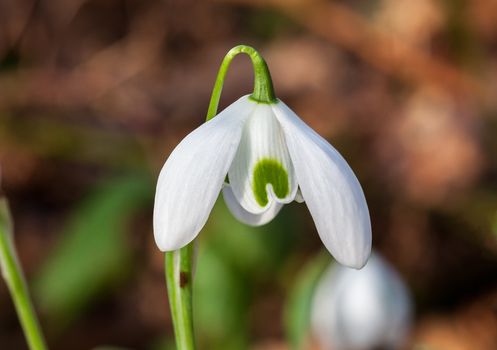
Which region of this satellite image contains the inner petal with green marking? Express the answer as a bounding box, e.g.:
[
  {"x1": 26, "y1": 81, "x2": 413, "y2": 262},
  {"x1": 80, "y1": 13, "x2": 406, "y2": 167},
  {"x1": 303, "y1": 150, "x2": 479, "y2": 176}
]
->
[
  {"x1": 252, "y1": 158, "x2": 290, "y2": 207},
  {"x1": 227, "y1": 103, "x2": 297, "y2": 214}
]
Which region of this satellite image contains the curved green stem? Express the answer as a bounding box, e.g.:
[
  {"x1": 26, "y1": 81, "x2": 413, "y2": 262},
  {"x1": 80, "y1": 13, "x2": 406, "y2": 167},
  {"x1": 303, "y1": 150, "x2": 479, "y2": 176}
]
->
[
  {"x1": 165, "y1": 44, "x2": 275, "y2": 350},
  {"x1": 0, "y1": 198, "x2": 48, "y2": 350},
  {"x1": 206, "y1": 44, "x2": 276, "y2": 121},
  {"x1": 165, "y1": 244, "x2": 195, "y2": 350}
]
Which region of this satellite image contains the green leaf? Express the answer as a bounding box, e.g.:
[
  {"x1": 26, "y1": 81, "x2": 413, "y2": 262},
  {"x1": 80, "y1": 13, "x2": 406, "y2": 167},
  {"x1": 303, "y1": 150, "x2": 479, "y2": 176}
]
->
[
  {"x1": 284, "y1": 252, "x2": 330, "y2": 350},
  {"x1": 33, "y1": 173, "x2": 153, "y2": 329},
  {"x1": 194, "y1": 242, "x2": 249, "y2": 350}
]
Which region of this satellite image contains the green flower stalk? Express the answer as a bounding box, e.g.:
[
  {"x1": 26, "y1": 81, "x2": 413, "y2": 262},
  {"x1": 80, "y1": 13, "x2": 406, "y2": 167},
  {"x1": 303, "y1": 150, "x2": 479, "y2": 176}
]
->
[
  {"x1": 163, "y1": 44, "x2": 275, "y2": 350},
  {"x1": 0, "y1": 195, "x2": 48, "y2": 350},
  {"x1": 206, "y1": 45, "x2": 276, "y2": 121}
]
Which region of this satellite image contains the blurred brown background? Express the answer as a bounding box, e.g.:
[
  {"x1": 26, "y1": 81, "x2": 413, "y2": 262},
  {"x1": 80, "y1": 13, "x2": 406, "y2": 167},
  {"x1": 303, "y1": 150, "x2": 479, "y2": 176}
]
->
[{"x1": 1, "y1": 0, "x2": 497, "y2": 349}]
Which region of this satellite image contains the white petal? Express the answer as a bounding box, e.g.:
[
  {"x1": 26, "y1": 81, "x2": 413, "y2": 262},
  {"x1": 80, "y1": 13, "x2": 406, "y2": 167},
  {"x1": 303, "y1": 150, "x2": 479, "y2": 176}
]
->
[
  {"x1": 222, "y1": 185, "x2": 283, "y2": 226},
  {"x1": 273, "y1": 101, "x2": 371, "y2": 268},
  {"x1": 153, "y1": 96, "x2": 256, "y2": 251},
  {"x1": 228, "y1": 103, "x2": 298, "y2": 214}
]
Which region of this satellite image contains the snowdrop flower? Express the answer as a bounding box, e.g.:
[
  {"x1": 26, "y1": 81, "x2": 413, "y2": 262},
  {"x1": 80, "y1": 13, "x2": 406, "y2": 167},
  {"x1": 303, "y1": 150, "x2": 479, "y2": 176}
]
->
[
  {"x1": 311, "y1": 253, "x2": 413, "y2": 350},
  {"x1": 153, "y1": 45, "x2": 371, "y2": 268}
]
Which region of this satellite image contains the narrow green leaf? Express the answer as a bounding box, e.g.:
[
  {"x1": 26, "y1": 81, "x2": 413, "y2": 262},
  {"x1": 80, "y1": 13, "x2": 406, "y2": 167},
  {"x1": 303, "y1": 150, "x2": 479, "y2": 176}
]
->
[
  {"x1": 284, "y1": 252, "x2": 330, "y2": 350},
  {"x1": 33, "y1": 173, "x2": 153, "y2": 329},
  {"x1": 194, "y1": 242, "x2": 249, "y2": 350}
]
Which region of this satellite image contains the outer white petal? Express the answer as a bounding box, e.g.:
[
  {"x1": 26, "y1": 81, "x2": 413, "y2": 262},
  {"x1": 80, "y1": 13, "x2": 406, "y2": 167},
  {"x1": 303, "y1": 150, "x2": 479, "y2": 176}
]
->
[
  {"x1": 153, "y1": 96, "x2": 256, "y2": 251},
  {"x1": 228, "y1": 103, "x2": 298, "y2": 214},
  {"x1": 272, "y1": 101, "x2": 371, "y2": 268},
  {"x1": 222, "y1": 185, "x2": 283, "y2": 226}
]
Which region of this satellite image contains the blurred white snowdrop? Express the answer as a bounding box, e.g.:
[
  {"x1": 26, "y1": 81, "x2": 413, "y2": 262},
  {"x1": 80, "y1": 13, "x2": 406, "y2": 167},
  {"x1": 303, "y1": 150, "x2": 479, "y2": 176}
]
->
[
  {"x1": 311, "y1": 253, "x2": 413, "y2": 350},
  {"x1": 153, "y1": 45, "x2": 371, "y2": 268}
]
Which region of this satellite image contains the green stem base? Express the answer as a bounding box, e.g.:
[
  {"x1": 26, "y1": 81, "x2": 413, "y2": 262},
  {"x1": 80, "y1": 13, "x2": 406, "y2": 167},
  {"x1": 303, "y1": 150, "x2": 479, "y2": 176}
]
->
[
  {"x1": 165, "y1": 244, "x2": 196, "y2": 350},
  {"x1": 0, "y1": 199, "x2": 48, "y2": 350}
]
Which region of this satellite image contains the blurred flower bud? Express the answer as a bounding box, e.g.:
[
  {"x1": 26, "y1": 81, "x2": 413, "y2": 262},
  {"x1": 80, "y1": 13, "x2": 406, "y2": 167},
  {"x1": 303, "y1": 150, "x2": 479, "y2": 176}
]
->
[{"x1": 311, "y1": 252, "x2": 413, "y2": 350}]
